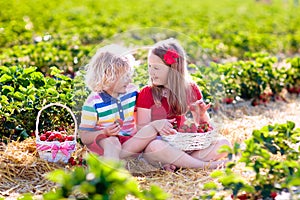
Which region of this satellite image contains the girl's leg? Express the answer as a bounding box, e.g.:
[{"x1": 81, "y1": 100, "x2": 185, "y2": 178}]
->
[
  {"x1": 190, "y1": 137, "x2": 231, "y2": 162},
  {"x1": 120, "y1": 124, "x2": 157, "y2": 159},
  {"x1": 98, "y1": 136, "x2": 122, "y2": 160},
  {"x1": 143, "y1": 139, "x2": 227, "y2": 169}
]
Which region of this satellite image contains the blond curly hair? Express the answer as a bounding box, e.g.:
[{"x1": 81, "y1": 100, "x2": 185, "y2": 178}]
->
[{"x1": 85, "y1": 46, "x2": 133, "y2": 92}]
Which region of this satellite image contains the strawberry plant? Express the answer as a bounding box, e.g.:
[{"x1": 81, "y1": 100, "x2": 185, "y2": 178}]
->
[
  {"x1": 285, "y1": 57, "x2": 300, "y2": 95},
  {"x1": 200, "y1": 121, "x2": 300, "y2": 200},
  {"x1": 0, "y1": 65, "x2": 76, "y2": 141},
  {"x1": 43, "y1": 153, "x2": 168, "y2": 200}
]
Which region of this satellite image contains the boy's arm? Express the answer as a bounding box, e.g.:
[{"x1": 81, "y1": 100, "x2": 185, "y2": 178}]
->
[{"x1": 79, "y1": 123, "x2": 121, "y2": 145}]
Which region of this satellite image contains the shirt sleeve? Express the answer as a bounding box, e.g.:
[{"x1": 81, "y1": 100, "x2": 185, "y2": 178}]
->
[
  {"x1": 79, "y1": 94, "x2": 98, "y2": 131},
  {"x1": 136, "y1": 86, "x2": 154, "y2": 109}
]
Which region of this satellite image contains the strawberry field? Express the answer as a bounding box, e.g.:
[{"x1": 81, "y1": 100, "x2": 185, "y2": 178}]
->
[{"x1": 1, "y1": 0, "x2": 300, "y2": 199}]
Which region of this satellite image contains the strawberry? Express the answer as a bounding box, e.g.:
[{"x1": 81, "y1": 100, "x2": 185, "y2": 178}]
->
[
  {"x1": 47, "y1": 134, "x2": 55, "y2": 141},
  {"x1": 40, "y1": 134, "x2": 47, "y2": 141},
  {"x1": 45, "y1": 131, "x2": 52, "y2": 137},
  {"x1": 66, "y1": 135, "x2": 74, "y2": 141},
  {"x1": 270, "y1": 192, "x2": 277, "y2": 199},
  {"x1": 178, "y1": 128, "x2": 185, "y2": 132},
  {"x1": 197, "y1": 128, "x2": 204, "y2": 133},
  {"x1": 54, "y1": 132, "x2": 62, "y2": 140},
  {"x1": 237, "y1": 193, "x2": 248, "y2": 200},
  {"x1": 190, "y1": 123, "x2": 197, "y2": 133},
  {"x1": 114, "y1": 119, "x2": 124, "y2": 127}
]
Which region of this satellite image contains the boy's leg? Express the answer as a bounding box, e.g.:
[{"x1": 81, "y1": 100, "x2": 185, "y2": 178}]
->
[
  {"x1": 119, "y1": 124, "x2": 158, "y2": 159},
  {"x1": 98, "y1": 136, "x2": 122, "y2": 160}
]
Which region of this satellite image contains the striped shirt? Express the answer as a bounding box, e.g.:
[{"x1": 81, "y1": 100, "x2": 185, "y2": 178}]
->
[{"x1": 79, "y1": 84, "x2": 138, "y2": 136}]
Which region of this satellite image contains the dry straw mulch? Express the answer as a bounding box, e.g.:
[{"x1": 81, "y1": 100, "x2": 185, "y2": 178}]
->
[{"x1": 1, "y1": 95, "x2": 300, "y2": 200}]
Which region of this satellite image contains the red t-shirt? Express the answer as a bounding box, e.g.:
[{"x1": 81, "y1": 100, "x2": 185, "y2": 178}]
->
[{"x1": 136, "y1": 83, "x2": 202, "y2": 126}]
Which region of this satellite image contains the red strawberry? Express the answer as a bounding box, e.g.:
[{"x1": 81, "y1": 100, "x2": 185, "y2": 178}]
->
[
  {"x1": 197, "y1": 128, "x2": 204, "y2": 133},
  {"x1": 270, "y1": 192, "x2": 277, "y2": 199},
  {"x1": 47, "y1": 134, "x2": 55, "y2": 141},
  {"x1": 237, "y1": 193, "x2": 248, "y2": 200},
  {"x1": 68, "y1": 157, "x2": 77, "y2": 166},
  {"x1": 45, "y1": 131, "x2": 52, "y2": 137},
  {"x1": 114, "y1": 119, "x2": 124, "y2": 127},
  {"x1": 190, "y1": 123, "x2": 197, "y2": 133},
  {"x1": 40, "y1": 134, "x2": 47, "y2": 141},
  {"x1": 178, "y1": 128, "x2": 185, "y2": 132},
  {"x1": 54, "y1": 132, "x2": 62, "y2": 140},
  {"x1": 66, "y1": 135, "x2": 74, "y2": 141}
]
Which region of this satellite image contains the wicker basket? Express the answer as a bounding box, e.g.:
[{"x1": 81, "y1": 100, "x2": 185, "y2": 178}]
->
[
  {"x1": 35, "y1": 103, "x2": 77, "y2": 163},
  {"x1": 161, "y1": 129, "x2": 217, "y2": 151}
]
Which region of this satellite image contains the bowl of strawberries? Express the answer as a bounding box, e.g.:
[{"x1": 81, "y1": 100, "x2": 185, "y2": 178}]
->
[
  {"x1": 161, "y1": 120, "x2": 217, "y2": 151},
  {"x1": 35, "y1": 103, "x2": 77, "y2": 163}
]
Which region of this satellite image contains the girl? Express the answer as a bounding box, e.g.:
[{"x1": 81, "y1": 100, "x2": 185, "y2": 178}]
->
[
  {"x1": 136, "y1": 38, "x2": 231, "y2": 170},
  {"x1": 79, "y1": 46, "x2": 164, "y2": 160}
]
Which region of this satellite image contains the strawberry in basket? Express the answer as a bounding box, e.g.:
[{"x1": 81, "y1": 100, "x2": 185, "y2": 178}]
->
[
  {"x1": 40, "y1": 130, "x2": 74, "y2": 142},
  {"x1": 173, "y1": 119, "x2": 213, "y2": 134},
  {"x1": 197, "y1": 121, "x2": 214, "y2": 133}
]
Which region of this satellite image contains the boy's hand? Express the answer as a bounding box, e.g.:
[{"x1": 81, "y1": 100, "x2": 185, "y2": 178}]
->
[{"x1": 103, "y1": 123, "x2": 121, "y2": 136}]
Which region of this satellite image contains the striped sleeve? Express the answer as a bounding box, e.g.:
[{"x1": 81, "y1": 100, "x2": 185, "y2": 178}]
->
[{"x1": 79, "y1": 93, "x2": 98, "y2": 131}]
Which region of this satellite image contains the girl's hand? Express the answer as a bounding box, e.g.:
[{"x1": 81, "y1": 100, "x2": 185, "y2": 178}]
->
[
  {"x1": 103, "y1": 123, "x2": 121, "y2": 136},
  {"x1": 190, "y1": 100, "x2": 210, "y2": 117},
  {"x1": 151, "y1": 119, "x2": 177, "y2": 136},
  {"x1": 196, "y1": 100, "x2": 210, "y2": 116}
]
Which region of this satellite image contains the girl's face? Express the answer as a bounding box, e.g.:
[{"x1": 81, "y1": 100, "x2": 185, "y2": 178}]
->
[
  {"x1": 106, "y1": 70, "x2": 132, "y2": 98},
  {"x1": 148, "y1": 53, "x2": 170, "y2": 86}
]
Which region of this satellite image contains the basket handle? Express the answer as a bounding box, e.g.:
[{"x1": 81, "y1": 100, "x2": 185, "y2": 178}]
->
[{"x1": 35, "y1": 103, "x2": 78, "y2": 140}]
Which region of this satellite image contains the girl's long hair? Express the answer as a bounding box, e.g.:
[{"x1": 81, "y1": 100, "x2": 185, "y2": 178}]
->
[{"x1": 149, "y1": 38, "x2": 196, "y2": 115}]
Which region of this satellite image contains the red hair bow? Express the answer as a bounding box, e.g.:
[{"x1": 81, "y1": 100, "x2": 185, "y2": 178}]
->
[{"x1": 163, "y1": 49, "x2": 179, "y2": 65}]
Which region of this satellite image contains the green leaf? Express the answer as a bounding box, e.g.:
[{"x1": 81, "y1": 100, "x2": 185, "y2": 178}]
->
[
  {"x1": 13, "y1": 91, "x2": 25, "y2": 100},
  {"x1": 23, "y1": 67, "x2": 37, "y2": 75},
  {"x1": 46, "y1": 88, "x2": 59, "y2": 96},
  {"x1": 210, "y1": 170, "x2": 224, "y2": 178},
  {"x1": 0, "y1": 74, "x2": 13, "y2": 83},
  {"x1": 203, "y1": 182, "x2": 218, "y2": 190}
]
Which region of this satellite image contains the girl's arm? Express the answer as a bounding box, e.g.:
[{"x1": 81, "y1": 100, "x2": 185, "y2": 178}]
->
[
  {"x1": 136, "y1": 107, "x2": 176, "y2": 135},
  {"x1": 136, "y1": 107, "x2": 152, "y2": 130}
]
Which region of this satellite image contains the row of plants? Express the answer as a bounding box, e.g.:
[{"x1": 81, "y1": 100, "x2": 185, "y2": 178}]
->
[
  {"x1": 191, "y1": 53, "x2": 300, "y2": 106},
  {"x1": 1, "y1": 52, "x2": 300, "y2": 140},
  {"x1": 1, "y1": 0, "x2": 300, "y2": 63},
  {"x1": 200, "y1": 121, "x2": 300, "y2": 200}
]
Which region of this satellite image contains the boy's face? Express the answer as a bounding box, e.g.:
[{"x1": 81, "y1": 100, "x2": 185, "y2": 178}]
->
[{"x1": 107, "y1": 70, "x2": 132, "y2": 96}]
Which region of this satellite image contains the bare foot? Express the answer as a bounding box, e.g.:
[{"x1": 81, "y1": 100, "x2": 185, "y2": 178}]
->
[
  {"x1": 208, "y1": 159, "x2": 228, "y2": 169},
  {"x1": 163, "y1": 164, "x2": 177, "y2": 172}
]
